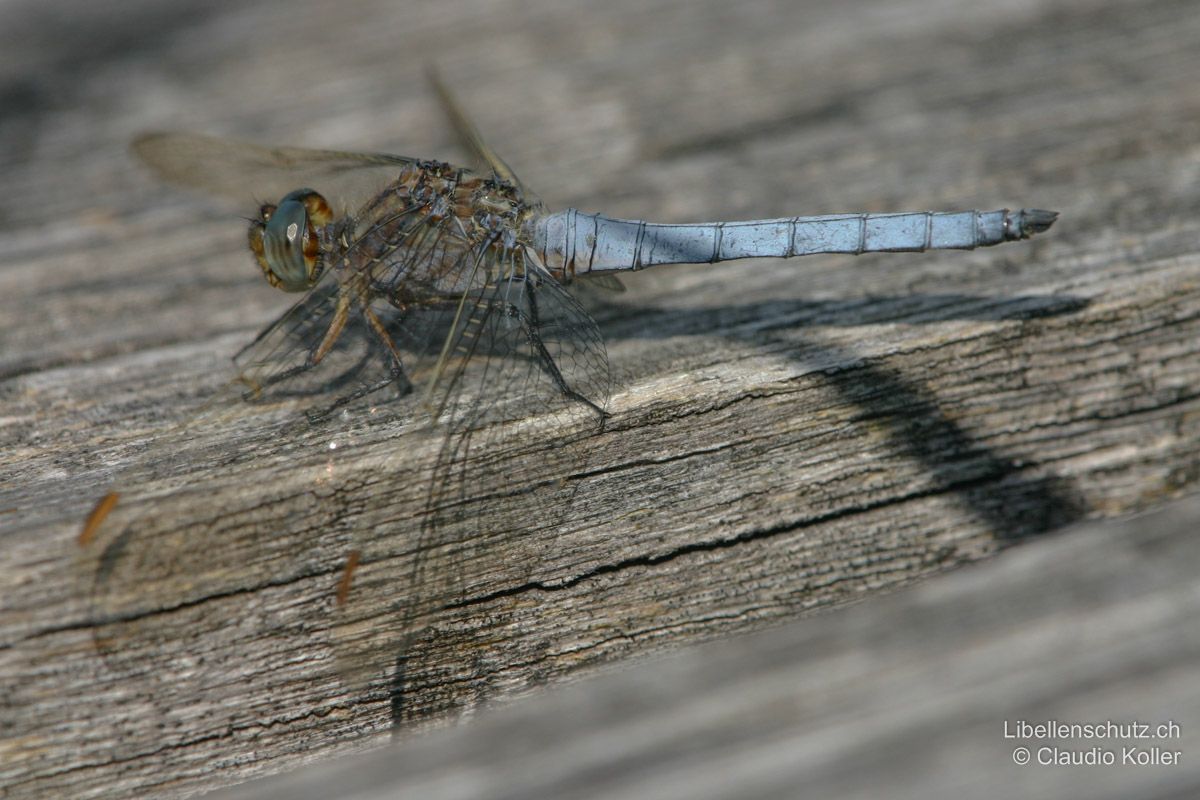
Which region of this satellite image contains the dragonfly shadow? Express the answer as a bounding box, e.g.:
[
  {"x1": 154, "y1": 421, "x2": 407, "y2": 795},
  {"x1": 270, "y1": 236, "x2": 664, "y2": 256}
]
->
[
  {"x1": 598, "y1": 291, "x2": 1090, "y2": 543},
  {"x1": 383, "y1": 290, "x2": 1088, "y2": 729},
  {"x1": 598, "y1": 292, "x2": 1090, "y2": 340}
]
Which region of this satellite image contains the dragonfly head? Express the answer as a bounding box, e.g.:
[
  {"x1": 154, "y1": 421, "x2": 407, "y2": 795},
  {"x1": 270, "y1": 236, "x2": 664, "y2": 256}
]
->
[{"x1": 249, "y1": 188, "x2": 333, "y2": 292}]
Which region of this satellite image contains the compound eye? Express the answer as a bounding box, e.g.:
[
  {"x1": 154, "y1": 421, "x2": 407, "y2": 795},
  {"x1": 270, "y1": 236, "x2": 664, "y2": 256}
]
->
[
  {"x1": 261, "y1": 197, "x2": 315, "y2": 292},
  {"x1": 247, "y1": 189, "x2": 331, "y2": 292}
]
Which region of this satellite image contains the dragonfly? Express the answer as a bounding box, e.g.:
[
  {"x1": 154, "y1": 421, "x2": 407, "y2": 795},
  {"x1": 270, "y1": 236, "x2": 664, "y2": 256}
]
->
[{"x1": 76, "y1": 75, "x2": 1057, "y2": 704}]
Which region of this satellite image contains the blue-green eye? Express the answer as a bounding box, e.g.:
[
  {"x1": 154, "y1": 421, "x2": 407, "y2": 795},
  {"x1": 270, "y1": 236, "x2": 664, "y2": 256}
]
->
[
  {"x1": 261, "y1": 198, "x2": 313, "y2": 291},
  {"x1": 249, "y1": 189, "x2": 331, "y2": 292}
]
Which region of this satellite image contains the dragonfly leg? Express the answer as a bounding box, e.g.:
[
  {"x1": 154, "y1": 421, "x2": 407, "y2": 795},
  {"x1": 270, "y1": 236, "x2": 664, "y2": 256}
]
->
[
  {"x1": 305, "y1": 299, "x2": 414, "y2": 422},
  {"x1": 311, "y1": 291, "x2": 352, "y2": 365},
  {"x1": 300, "y1": 305, "x2": 413, "y2": 419},
  {"x1": 243, "y1": 291, "x2": 413, "y2": 421},
  {"x1": 304, "y1": 364, "x2": 409, "y2": 424},
  {"x1": 239, "y1": 292, "x2": 354, "y2": 398},
  {"x1": 510, "y1": 279, "x2": 608, "y2": 421},
  {"x1": 362, "y1": 304, "x2": 408, "y2": 378}
]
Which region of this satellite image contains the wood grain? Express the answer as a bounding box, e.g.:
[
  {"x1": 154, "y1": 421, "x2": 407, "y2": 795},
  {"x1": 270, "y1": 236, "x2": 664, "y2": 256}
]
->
[
  {"x1": 217, "y1": 495, "x2": 1200, "y2": 800},
  {"x1": 2, "y1": 0, "x2": 1199, "y2": 797}
]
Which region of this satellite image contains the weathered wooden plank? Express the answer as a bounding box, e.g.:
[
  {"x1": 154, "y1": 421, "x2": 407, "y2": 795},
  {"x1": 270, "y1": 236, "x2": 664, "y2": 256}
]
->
[
  {"x1": 217, "y1": 495, "x2": 1200, "y2": 800},
  {"x1": 3, "y1": 0, "x2": 1200, "y2": 797}
]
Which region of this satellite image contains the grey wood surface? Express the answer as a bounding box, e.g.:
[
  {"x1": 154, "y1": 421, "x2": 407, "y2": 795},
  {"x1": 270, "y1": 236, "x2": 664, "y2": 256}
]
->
[
  {"x1": 217, "y1": 496, "x2": 1200, "y2": 800},
  {"x1": 2, "y1": 0, "x2": 1199, "y2": 797}
]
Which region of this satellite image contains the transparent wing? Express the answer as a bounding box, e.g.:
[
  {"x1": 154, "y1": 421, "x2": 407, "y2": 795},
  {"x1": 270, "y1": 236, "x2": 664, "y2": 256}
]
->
[
  {"x1": 75, "y1": 182, "x2": 612, "y2": 710},
  {"x1": 68, "y1": 271, "x2": 400, "y2": 687},
  {"x1": 427, "y1": 67, "x2": 530, "y2": 200},
  {"x1": 230, "y1": 273, "x2": 412, "y2": 420},
  {"x1": 329, "y1": 239, "x2": 611, "y2": 697},
  {"x1": 133, "y1": 132, "x2": 419, "y2": 217}
]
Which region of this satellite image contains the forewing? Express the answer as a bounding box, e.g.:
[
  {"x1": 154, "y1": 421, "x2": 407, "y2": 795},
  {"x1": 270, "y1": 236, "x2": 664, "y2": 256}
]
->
[{"x1": 133, "y1": 132, "x2": 418, "y2": 217}]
